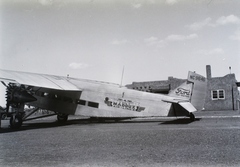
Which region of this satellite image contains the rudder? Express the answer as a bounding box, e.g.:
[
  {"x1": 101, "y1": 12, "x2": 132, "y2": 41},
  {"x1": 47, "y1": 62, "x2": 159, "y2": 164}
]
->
[{"x1": 187, "y1": 71, "x2": 207, "y2": 111}]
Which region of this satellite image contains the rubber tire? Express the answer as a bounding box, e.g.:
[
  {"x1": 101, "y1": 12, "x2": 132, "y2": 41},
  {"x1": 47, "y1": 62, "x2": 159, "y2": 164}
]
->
[
  {"x1": 1, "y1": 113, "x2": 7, "y2": 120},
  {"x1": 57, "y1": 114, "x2": 68, "y2": 123},
  {"x1": 10, "y1": 114, "x2": 23, "y2": 129}
]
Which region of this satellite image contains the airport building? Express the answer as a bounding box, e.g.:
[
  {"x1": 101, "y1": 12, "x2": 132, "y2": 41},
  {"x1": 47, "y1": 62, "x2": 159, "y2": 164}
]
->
[{"x1": 126, "y1": 65, "x2": 240, "y2": 111}]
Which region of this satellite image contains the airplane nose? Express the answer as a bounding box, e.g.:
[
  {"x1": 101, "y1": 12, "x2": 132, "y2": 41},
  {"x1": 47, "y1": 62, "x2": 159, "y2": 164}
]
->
[{"x1": 12, "y1": 90, "x2": 37, "y2": 103}]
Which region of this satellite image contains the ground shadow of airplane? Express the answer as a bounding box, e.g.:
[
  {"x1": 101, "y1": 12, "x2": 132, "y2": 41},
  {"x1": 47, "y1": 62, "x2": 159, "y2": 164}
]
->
[
  {"x1": 0, "y1": 119, "x2": 90, "y2": 134},
  {"x1": 0, "y1": 117, "x2": 201, "y2": 134},
  {"x1": 160, "y1": 118, "x2": 201, "y2": 125}
]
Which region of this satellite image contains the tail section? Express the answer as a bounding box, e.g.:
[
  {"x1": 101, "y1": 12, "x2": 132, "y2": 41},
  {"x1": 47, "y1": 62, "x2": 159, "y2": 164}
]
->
[
  {"x1": 168, "y1": 71, "x2": 207, "y2": 111},
  {"x1": 168, "y1": 80, "x2": 193, "y2": 101},
  {"x1": 187, "y1": 71, "x2": 207, "y2": 111}
]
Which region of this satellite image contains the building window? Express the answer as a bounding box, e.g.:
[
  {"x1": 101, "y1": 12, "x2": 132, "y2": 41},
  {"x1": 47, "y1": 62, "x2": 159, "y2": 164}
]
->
[
  {"x1": 211, "y1": 89, "x2": 225, "y2": 100},
  {"x1": 218, "y1": 90, "x2": 225, "y2": 99},
  {"x1": 212, "y1": 90, "x2": 218, "y2": 100}
]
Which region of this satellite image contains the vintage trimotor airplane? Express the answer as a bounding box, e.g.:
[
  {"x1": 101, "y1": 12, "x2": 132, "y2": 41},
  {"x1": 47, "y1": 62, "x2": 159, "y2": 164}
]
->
[{"x1": 0, "y1": 69, "x2": 207, "y2": 128}]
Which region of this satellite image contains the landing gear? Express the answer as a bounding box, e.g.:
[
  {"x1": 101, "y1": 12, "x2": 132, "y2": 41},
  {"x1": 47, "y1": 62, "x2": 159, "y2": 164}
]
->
[
  {"x1": 10, "y1": 114, "x2": 23, "y2": 129},
  {"x1": 189, "y1": 113, "x2": 195, "y2": 121},
  {"x1": 57, "y1": 114, "x2": 68, "y2": 123}
]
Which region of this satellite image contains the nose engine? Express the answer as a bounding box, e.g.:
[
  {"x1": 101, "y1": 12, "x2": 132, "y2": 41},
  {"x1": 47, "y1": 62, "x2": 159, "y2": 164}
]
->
[
  {"x1": 5, "y1": 84, "x2": 37, "y2": 128},
  {"x1": 6, "y1": 85, "x2": 37, "y2": 105}
]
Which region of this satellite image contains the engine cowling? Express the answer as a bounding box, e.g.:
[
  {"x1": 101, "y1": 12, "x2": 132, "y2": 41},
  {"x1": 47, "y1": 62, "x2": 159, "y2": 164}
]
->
[{"x1": 6, "y1": 85, "x2": 37, "y2": 105}]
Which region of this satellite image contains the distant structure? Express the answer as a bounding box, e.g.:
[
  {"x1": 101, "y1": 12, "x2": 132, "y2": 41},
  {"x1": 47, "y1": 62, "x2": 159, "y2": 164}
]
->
[
  {"x1": 126, "y1": 65, "x2": 240, "y2": 111},
  {"x1": 206, "y1": 65, "x2": 212, "y2": 79},
  {"x1": 205, "y1": 65, "x2": 239, "y2": 110},
  {"x1": 125, "y1": 77, "x2": 185, "y2": 94}
]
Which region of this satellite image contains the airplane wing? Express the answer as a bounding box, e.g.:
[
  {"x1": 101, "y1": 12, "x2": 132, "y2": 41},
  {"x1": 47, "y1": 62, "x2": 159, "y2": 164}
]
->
[{"x1": 0, "y1": 69, "x2": 80, "y2": 91}]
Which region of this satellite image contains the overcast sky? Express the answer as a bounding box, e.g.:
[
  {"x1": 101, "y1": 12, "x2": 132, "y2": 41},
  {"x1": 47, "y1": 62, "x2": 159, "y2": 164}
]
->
[{"x1": 0, "y1": 0, "x2": 240, "y2": 106}]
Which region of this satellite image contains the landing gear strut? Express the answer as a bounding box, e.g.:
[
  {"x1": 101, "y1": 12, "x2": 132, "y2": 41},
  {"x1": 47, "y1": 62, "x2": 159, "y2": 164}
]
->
[
  {"x1": 189, "y1": 113, "x2": 195, "y2": 121},
  {"x1": 10, "y1": 114, "x2": 23, "y2": 129}
]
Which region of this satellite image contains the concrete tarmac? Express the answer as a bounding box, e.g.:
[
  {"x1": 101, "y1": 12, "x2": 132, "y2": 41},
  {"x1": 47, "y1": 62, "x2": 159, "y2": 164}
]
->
[{"x1": 1, "y1": 112, "x2": 240, "y2": 167}]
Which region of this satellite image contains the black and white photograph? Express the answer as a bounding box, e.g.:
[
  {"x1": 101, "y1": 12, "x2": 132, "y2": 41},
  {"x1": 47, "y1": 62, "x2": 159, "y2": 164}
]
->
[{"x1": 0, "y1": 0, "x2": 240, "y2": 166}]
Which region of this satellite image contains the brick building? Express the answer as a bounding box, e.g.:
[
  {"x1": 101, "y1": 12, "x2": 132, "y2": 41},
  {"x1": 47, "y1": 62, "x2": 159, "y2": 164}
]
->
[
  {"x1": 125, "y1": 77, "x2": 185, "y2": 94},
  {"x1": 125, "y1": 65, "x2": 240, "y2": 111},
  {"x1": 204, "y1": 65, "x2": 239, "y2": 110}
]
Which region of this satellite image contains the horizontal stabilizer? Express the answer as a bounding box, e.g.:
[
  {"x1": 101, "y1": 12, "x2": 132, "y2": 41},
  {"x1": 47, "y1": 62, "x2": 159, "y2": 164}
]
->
[
  {"x1": 163, "y1": 98, "x2": 196, "y2": 113},
  {"x1": 162, "y1": 98, "x2": 189, "y2": 104},
  {"x1": 178, "y1": 102, "x2": 196, "y2": 113}
]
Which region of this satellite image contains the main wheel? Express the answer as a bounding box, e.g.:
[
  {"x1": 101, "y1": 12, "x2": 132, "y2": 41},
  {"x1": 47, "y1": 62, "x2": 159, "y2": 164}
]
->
[
  {"x1": 189, "y1": 113, "x2": 195, "y2": 121},
  {"x1": 57, "y1": 114, "x2": 68, "y2": 123},
  {"x1": 1, "y1": 113, "x2": 7, "y2": 120},
  {"x1": 10, "y1": 114, "x2": 23, "y2": 129}
]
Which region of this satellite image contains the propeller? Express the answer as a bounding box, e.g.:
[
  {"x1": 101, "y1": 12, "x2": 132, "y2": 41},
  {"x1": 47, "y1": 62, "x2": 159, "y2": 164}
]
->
[{"x1": 5, "y1": 83, "x2": 37, "y2": 112}]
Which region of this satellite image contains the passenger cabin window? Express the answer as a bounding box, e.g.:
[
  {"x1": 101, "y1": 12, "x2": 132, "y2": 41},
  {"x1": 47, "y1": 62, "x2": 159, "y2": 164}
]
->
[
  {"x1": 211, "y1": 89, "x2": 225, "y2": 100},
  {"x1": 76, "y1": 99, "x2": 86, "y2": 105},
  {"x1": 88, "y1": 101, "x2": 99, "y2": 108},
  {"x1": 42, "y1": 92, "x2": 49, "y2": 97}
]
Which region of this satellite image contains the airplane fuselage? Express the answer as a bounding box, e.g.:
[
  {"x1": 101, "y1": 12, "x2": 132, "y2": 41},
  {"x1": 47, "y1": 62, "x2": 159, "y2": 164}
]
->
[{"x1": 29, "y1": 78, "x2": 176, "y2": 118}]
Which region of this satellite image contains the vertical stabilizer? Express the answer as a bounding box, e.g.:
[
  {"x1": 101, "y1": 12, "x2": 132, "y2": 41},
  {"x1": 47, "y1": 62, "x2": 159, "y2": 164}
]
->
[
  {"x1": 168, "y1": 71, "x2": 207, "y2": 111},
  {"x1": 168, "y1": 80, "x2": 193, "y2": 100},
  {"x1": 187, "y1": 71, "x2": 207, "y2": 111}
]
